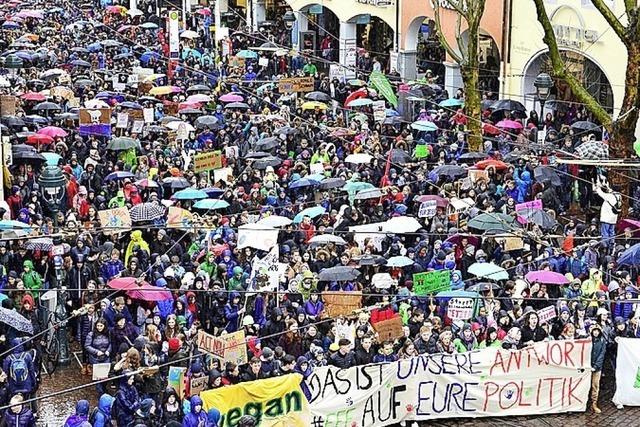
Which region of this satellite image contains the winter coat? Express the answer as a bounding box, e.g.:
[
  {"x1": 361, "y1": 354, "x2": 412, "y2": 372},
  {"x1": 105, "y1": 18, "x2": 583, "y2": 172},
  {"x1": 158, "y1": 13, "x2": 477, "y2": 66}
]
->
[
  {"x1": 84, "y1": 331, "x2": 112, "y2": 364},
  {"x1": 2, "y1": 407, "x2": 36, "y2": 427},
  {"x1": 91, "y1": 394, "x2": 114, "y2": 427},
  {"x1": 591, "y1": 334, "x2": 607, "y2": 371},
  {"x1": 182, "y1": 396, "x2": 207, "y2": 427},
  {"x1": 303, "y1": 300, "x2": 324, "y2": 318},
  {"x1": 63, "y1": 400, "x2": 91, "y2": 427},
  {"x1": 76, "y1": 314, "x2": 96, "y2": 347},
  {"x1": 328, "y1": 351, "x2": 356, "y2": 369},
  {"x1": 2, "y1": 345, "x2": 36, "y2": 395},
  {"x1": 110, "y1": 323, "x2": 138, "y2": 355},
  {"x1": 114, "y1": 380, "x2": 139, "y2": 426}
]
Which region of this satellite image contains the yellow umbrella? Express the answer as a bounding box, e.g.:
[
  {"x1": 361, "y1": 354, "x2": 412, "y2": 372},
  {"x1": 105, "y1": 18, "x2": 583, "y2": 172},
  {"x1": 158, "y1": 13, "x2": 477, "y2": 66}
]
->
[
  {"x1": 21, "y1": 33, "x2": 39, "y2": 42},
  {"x1": 149, "y1": 85, "x2": 179, "y2": 96},
  {"x1": 301, "y1": 101, "x2": 327, "y2": 110},
  {"x1": 143, "y1": 73, "x2": 165, "y2": 83}
]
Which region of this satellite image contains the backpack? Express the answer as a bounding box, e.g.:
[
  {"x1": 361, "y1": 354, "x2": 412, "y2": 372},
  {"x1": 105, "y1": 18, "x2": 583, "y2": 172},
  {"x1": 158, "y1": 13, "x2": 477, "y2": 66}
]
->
[
  {"x1": 9, "y1": 353, "x2": 29, "y2": 385},
  {"x1": 611, "y1": 193, "x2": 622, "y2": 215}
]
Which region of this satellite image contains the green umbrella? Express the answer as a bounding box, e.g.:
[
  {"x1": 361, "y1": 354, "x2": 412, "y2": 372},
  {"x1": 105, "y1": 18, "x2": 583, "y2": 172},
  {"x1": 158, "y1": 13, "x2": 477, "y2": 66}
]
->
[
  {"x1": 468, "y1": 213, "x2": 519, "y2": 233},
  {"x1": 369, "y1": 71, "x2": 397, "y2": 107},
  {"x1": 107, "y1": 137, "x2": 140, "y2": 151}
]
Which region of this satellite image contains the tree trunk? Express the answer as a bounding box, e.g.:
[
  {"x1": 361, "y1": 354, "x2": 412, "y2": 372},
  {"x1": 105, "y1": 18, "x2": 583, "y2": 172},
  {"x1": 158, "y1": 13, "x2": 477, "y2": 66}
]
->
[
  {"x1": 462, "y1": 66, "x2": 483, "y2": 151},
  {"x1": 608, "y1": 44, "x2": 640, "y2": 216}
]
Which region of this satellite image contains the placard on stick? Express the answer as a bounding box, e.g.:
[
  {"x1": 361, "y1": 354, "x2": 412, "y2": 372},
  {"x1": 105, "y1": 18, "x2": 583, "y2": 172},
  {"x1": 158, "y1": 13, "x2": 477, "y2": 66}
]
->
[
  {"x1": 322, "y1": 291, "x2": 362, "y2": 317},
  {"x1": 372, "y1": 316, "x2": 404, "y2": 342}
]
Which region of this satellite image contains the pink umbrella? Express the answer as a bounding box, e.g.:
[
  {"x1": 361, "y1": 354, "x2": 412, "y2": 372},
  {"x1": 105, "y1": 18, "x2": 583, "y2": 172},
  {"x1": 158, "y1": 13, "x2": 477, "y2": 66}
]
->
[
  {"x1": 107, "y1": 277, "x2": 149, "y2": 290},
  {"x1": 186, "y1": 94, "x2": 211, "y2": 103},
  {"x1": 127, "y1": 284, "x2": 174, "y2": 301},
  {"x1": 219, "y1": 94, "x2": 244, "y2": 103},
  {"x1": 196, "y1": 9, "x2": 211, "y2": 16},
  {"x1": 618, "y1": 218, "x2": 640, "y2": 235},
  {"x1": 444, "y1": 234, "x2": 480, "y2": 249},
  {"x1": 525, "y1": 270, "x2": 569, "y2": 285},
  {"x1": 38, "y1": 126, "x2": 68, "y2": 138},
  {"x1": 16, "y1": 10, "x2": 44, "y2": 19},
  {"x1": 496, "y1": 120, "x2": 523, "y2": 130}
]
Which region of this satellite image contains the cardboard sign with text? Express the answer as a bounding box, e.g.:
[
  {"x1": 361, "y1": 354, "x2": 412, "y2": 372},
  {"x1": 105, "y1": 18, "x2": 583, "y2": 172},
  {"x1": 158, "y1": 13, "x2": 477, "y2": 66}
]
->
[
  {"x1": 372, "y1": 316, "x2": 404, "y2": 342},
  {"x1": 98, "y1": 207, "x2": 131, "y2": 234},
  {"x1": 322, "y1": 291, "x2": 362, "y2": 317},
  {"x1": 537, "y1": 305, "x2": 557, "y2": 324},
  {"x1": 190, "y1": 376, "x2": 208, "y2": 396},
  {"x1": 197, "y1": 329, "x2": 248, "y2": 366},
  {"x1": 0, "y1": 95, "x2": 17, "y2": 116},
  {"x1": 418, "y1": 200, "x2": 437, "y2": 218},
  {"x1": 278, "y1": 76, "x2": 314, "y2": 93},
  {"x1": 413, "y1": 270, "x2": 451, "y2": 296},
  {"x1": 194, "y1": 151, "x2": 223, "y2": 173},
  {"x1": 448, "y1": 297, "x2": 474, "y2": 321}
]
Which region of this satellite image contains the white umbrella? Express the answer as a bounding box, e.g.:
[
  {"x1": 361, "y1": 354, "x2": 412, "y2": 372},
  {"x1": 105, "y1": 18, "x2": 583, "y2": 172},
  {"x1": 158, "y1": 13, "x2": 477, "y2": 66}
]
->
[
  {"x1": 386, "y1": 256, "x2": 414, "y2": 268},
  {"x1": 372, "y1": 273, "x2": 395, "y2": 289},
  {"x1": 256, "y1": 215, "x2": 292, "y2": 228},
  {"x1": 85, "y1": 99, "x2": 109, "y2": 108},
  {"x1": 382, "y1": 217, "x2": 423, "y2": 233},
  {"x1": 345, "y1": 153, "x2": 373, "y2": 164},
  {"x1": 468, "y1": 262, "x2": 509, "y2": 281},
  {"x1": 309, "y1": 234, "x2": 347, "y2": 246},
  {"x1": 165, "y1": 121, "x2": 195, "y2": 132},
  {"x1": 127, "y1": 9, "x2": 144, "y2": 16},
  {"x1": 180, "y1": 30, "x2": 200, "y2": 39}
]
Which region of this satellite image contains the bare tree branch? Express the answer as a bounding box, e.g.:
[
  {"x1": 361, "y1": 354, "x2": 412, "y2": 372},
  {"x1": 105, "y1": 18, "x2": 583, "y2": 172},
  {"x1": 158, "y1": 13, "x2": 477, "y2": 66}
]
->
[
  {"x1": 532, "y1": 0, "x2": 612, "y2": 126},
  {"x1": 591, "y1": 0, "x2": 629, "y2": 44},
  {"x1": 442, "y1": 0, "x2": 466, "y2": 17},
  {"x1": 433, "y1": 1, "x2": 464, "y2": 63}
]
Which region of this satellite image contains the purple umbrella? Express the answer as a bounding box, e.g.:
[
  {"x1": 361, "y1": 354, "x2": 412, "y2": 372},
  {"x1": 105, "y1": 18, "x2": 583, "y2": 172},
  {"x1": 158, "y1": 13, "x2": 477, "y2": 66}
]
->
[
  {"x1": 219, "y1": 94, "x2": 244, "y2": 103},
  {"x1": 444, "y1": 234, "x2": 480, "y2": 249},
  {"x1": 618, "y1": 218, "x2": 640, "y2": 235},
  {"x1": 496, "y1": 119, "x2": 523, "y2": 130},
  {"x1": 525, "y1": 270, "x2": 569, "y2": 285}
]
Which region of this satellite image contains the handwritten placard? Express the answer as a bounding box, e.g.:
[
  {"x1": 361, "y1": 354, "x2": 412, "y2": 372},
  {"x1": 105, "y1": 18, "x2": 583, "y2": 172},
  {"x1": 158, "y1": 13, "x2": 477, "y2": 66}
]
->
[
  {"x1": 372, "y1": 316, "x2": 404, "y2": 342},
  {"x1": 322, "y1": 291, "x2": 362, "y2": 317},
  {"x1": 448, "y1": 297, "x2": 474, "y2": 320},
  {"x1": 413, "y1": 270, "x2": 451, "y2": 296}
]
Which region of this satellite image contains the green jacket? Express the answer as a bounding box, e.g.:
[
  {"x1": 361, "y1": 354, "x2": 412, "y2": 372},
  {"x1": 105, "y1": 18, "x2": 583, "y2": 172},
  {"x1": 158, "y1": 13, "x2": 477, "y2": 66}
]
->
[{"x1": 21, "y1": 260, "x2": 42, "y2": 297}]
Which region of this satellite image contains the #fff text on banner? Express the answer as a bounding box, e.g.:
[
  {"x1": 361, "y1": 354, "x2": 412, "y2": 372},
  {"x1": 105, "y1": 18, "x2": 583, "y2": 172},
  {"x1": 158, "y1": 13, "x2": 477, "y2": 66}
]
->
[
  {"x1": 305, "y1": 340, "x2": 592, "y2": 427},
  {"x1": 201, "y1": 373, "x2": 310, "y2": 427}
]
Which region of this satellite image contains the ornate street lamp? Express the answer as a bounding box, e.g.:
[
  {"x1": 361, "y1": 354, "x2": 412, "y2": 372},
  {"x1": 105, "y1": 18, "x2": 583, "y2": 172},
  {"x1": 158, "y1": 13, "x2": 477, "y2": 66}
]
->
[
  {"x1": 38, "y1": 166, "x2": 66, "y2": 219},
  {"x1": 534, "y1": 72, "x2": 554, "y2": 129},
  {"x1": 283, "y1": 11, "x2": 296, "y2": 30}
]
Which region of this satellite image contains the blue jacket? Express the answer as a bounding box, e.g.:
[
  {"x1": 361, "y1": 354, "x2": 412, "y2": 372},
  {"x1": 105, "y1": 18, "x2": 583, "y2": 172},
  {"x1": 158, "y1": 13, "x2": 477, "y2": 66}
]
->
[
  {"x1": 2, "y1": 342, "x2": 36, "y2": 395},
  {"x1": 513, "y1": 169, "x2": 531, "y2": 203},
  {"x1": 591, "y1": 334, "x2": 606, "y2": 371},
  {"x1": 115, "y1": 379, "x2": 139, "y2": 426},
  {"x1": 224, "y1": 292, "x2": 241, "y2": 332},
  {"x1": 182, "y1": 396, "x2": 208, "y2": 427},
  {"x1": 304, "y1": 300, "x2": 324, "y2": 318},
  {"x1": 91, "y1": 394, "x2": 114, "y2": 427},
  {"x1": 84, "y1": 331, "x2": 112, "y2": 364},
  {"x1": 103, "y1": 305, "x2": 133, "y2": 328},
  {"x1": 76, "y1": 314, "x2": 95, "y2": 346},
  {"x1": 63, "y1": 400, "x2": 91, "y2": 427},
  {"x1": 372, "y1": 353, "x2": 398, "y2": 364},
  {"x1": 2, "y1": 406, "x2": 35, "y2": 427}
]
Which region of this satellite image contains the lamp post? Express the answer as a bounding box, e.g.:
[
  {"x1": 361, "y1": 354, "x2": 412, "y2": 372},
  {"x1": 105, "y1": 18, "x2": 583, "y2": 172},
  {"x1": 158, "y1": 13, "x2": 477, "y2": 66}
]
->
[
  {"x1": 38, "y1": 166, "x2": 69, "y2": 365},
  {"x1": 283, "y1": 10, "x2": 296, "y2": 48},
  {"x1": 533, "y1": 72, "x2": 554, "y2": 130}
]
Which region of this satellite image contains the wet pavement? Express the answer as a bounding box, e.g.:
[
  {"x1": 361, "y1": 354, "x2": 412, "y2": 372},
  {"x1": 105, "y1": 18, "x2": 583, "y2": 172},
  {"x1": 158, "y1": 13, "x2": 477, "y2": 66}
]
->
[{"x1": 35, "y1": 355, "x2": 639, "y2": 426}]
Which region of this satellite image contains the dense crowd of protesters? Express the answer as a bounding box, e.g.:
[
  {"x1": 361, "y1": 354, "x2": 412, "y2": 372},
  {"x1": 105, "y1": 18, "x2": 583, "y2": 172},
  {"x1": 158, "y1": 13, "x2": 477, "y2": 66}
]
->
[{"x1": 0, "y1": 0, "x2": 637, "y2": 426}]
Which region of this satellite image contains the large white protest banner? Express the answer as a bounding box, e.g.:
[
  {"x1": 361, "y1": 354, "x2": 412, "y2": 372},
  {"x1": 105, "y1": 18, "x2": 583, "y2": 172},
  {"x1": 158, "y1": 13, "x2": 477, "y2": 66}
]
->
[
  {"x1": 237, "y1": 224, "x2": 279, "y2": 251},
  {"x1": 613, "y1": 338, "x2": 640, "y2": 406},
  {"x1": 306, "y1": 340, "x2": 591, "y2": 426}
]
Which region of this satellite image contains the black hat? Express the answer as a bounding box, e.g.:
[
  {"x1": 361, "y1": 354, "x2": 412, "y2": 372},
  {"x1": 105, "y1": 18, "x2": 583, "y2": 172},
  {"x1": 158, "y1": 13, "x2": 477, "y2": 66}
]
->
[{"x1": 338, "y1": 338, "x2": 351, "y2": 346}]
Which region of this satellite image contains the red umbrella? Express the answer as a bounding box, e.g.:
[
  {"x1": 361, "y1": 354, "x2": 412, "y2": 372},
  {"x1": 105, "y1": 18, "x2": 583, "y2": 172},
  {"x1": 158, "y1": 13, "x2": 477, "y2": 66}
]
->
[
  {"x1": 482, "y1": 122, "x2": 501, "y2": 136},
  {"x1": 107, "y1": 277, "x2": 148, "y2": 290},
  {"x1": 415, "y1": 194, "x2": 449, "y2": 208},
  {"x1": 127, "y1": 284, "x2": 173, "y2": 301},
  {"x1": 474, "y1": 159, "x2": 509, "y2": 170},
  {"x1": 37, "y1": 126, "x2": 67, "y2": 138},
  {"x1": 21, "y1": 92, "x2": 45, "y2": 101},
  {"x1": 26, "y1": 134, "x2": 53, "y2": 145},
  {"x1": 617, "y1": 218, "x2": 640, "y2": 235},
  {"x1": 444, "y1": 234, "x2": 480, "y2": 249},
  {"x1": 344, "y1": 88, "x2": 368, "y2": 107}
]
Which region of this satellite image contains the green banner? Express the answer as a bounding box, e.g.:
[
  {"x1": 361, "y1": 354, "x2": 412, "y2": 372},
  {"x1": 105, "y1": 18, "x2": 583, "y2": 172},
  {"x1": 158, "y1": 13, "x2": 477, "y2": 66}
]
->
[
  {"x1": 413, "y1": 270, "x2": 451, "y2": 296},
  {"x1": 369, "y1": 71, "x2": 398, "y2": 108}
]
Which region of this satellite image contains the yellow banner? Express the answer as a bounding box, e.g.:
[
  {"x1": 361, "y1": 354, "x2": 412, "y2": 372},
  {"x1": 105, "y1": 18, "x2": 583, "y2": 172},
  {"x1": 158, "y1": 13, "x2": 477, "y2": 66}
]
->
[{"x1": 201, "y1": 374, "x2": 310, "y2": 427}]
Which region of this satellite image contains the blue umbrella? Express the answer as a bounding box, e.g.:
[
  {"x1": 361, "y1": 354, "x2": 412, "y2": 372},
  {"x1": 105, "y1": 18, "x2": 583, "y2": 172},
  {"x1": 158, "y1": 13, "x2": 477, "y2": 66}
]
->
[
  {"x1": 0, "y1": 307, "x2": 33, "y2": 334},
  {"x1": 120, "y1": 101, "x2": 143, "y2": 110},
  {"x1": 385, "y1": 109, "x2": 400, "y2": 117},
  {"x1": 411, "y1": 120, "x2": 438, "y2": 132},
  {"x1": 42, "y1": 152, "x2": 62, "y2": 166},
  {"x1": 236, "y1": 49, "x2": 257, "y2": 59},
  {"x1": 439, "y1": 98, "x2": 464, "y2": 107},
  {"x1": 306, "y1": 173, "x2": 326, "y2": 182},
  {"x1": 87, "y1": 42, "x2": 103, "y2": 52},
  {"x1": 104, "y1": 171, "x2": 135, "y2": 181},
  {"x1": 0, "y1": 220, "x2": 31, "y2": 230},
  {"x1": 140, "y1": 51, "x2": 160, "y2": 62},
  {"x1": 2, "y1": 21, "x2": 21, "y2": 29},
  {"x1": 70, "y1": 59, "x2": 91, "y2": 67},
  {"x1": 617, "y1": 243, "x2": 640, "y2": 266},
  {"x1": 14, "y1": 51, "x2": 34, "y2": 61},
  {"x1": 293, "y1": 206, "x2": 326, "y2": 223},
  {"x1": 201, "y1": 187, "x2": 225, "y2": 198},
  {"x1": 289, "y1": 178, "x2": 320, "y2": 190},
  {"x1": 468, "y1": 262, "x2": 509, "y2": 281},
  {"x1": 193, "y1": 199, "x2": 230, "y2": 210},
  {"x1": 172, "y1": 188, "x2": 208, "y2": 200}
]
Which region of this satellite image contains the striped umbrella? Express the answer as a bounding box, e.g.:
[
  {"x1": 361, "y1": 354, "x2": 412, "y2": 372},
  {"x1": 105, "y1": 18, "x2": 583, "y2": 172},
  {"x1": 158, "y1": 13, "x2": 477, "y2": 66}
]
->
[{"x1": 129, "y1": 202, "x2": 165, "y2": 221}]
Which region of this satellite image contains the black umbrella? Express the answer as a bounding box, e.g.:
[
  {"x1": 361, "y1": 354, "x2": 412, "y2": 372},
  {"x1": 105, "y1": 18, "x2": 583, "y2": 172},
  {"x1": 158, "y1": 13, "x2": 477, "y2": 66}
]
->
[
  {"x1": 224, "y1": 102, "x2": 249, "y2": 110},
  {"x1": 162, "y1": 177, "x2": 190, "y2": 189},
  {"x1": 254, "y1": 136, "x2": 280, "y2": 151},
  {"x1": 481, "y1": 99, "x2": 494, "y2": 110},
  {"x1": 383, "y1": 116, "x2": 403, "y2": 125},
  {"x1": 12, "y1": 149, "x2": 46, "y2": 163},
  {"x1": 101, "y1": 39, "x2": 121, "y2": 47},
  {"x1": 245, "y1": 151, "x2": 271, "y2": 159},
  {"x1": 23, "y1": 115, "x2": 48, "y2": 124},
  {"x1": 146, "y1": 125, "x2": 167, "y2": 133},
  {"x1": 276, "y1": 126, "x2": 298, "y2": 136},
  {"x1": 180, "y1": 108, "x2": 203, "y2": 115},
  {"x1": 571, "y1": 121, "x2": 601, "y2": 134},
  {"x1": 318, "y1": 177, "x2": 346, "y2": 190},
  {"x1": 33, "y1": 101, "x2": 61, "y2": 111},
  {"x1": 388, "y1": 148, "x2": 412, "y2": 164},
  {"x1": 305, "y1": 91, "x2": 332, "y2": 103},
  {"x1": 319, "y1": 266, "x2": 361, "y2": 282},
  {"x1": 253, "y1": 156, "x2": 282, "y2": 170},
  {"x1": 1, "y1": 116, "x2": 25, "y2": 127},
  {"x1": 459, "y1": 152, "x2": 488, "y2": 163},
  {"x1": 433, "y1": 164, "x2": 467, "y2": 179},
  {"x1": 533, "y1": 166, "x2": 562, "y2": 186},
  {"x1": 73, "y1": 79, "x2": 95, "y2": 88},
  {"x1": 489, "y1": 99, "x2": 526, "y2": 113},
  {"x1": 518, "y1": 208, "x2": 558, "y2": 230},
  {"x1": 356, "y1": 255, "x2": 387, "y2": 266},
  {"x1": 194, "y1": 116, "x2": 219, "y2": 129}
]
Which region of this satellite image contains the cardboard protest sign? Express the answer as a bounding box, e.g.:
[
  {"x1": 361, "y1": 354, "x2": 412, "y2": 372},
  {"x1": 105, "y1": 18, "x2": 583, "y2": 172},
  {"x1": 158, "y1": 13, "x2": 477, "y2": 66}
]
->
[
  {"x1": 306, "y1": 340, "x2": 592, "y2": 425},
  {"x1": 278, "y1": 76, "x2": 314, "y2": 93},
  {"x1": 168, "y1": 366, "x2": 187, "y2": 399},
  {"x1": 79, "y1": 108, "x2": 111, "y2": 136},
  {"x1": 372, "y1": 316, "x2": 404, "y2": 342},
  {"x1": 537, "y1": 305, "x2": 557, "y2": 324},
  {"x1": 98, "y1": 207, "x2": 131, "y2": 234},
  {"x1": 189, "y1": 376, "x2": 208, "y2": 396},
  {"x1": 413, "y1": 270, "x2": 451, "y2": 296},
  {"x1": 92, "y1": 363, "x2": 110, "y2": 381},
  {"x1": 167, "y1": 206, "x2": 193, "y2": 229},
  {"x1": 0, "y1": 95, "x2": 17, "y2": 116},
  {"x1": 193, "y1": 151, "x2": 222, "y2": 173},
  {"x1": 116, "y1": 112, "x2": 129, "y2": 128},
  {"x1": 469, "y1": 169, "x2": 489, "y2": 184},
  {"x1": 197, "y1": 330, "x2": 248, "y2": 366},
  {"x1": 322, "y1": 291, "x2": 362, "y2": 317},
  {"x1": 248, "y1": 245, "x2": 281, "y2": 291},
  {"x1": 201, "y1": 374, "x2": 310, "y2": 426},
  {"x1": 448, "y1": 297, "x2": 474, "y2": 320},
  {"x1": 418, "y1": 200, "x2": 437, "y2": 218},
  {"x1": 237, "y1": 224, "x2": 278, "y2": 251},
  {"x1": 143, "y1": 107, "x2": 155, "y2": 123}
]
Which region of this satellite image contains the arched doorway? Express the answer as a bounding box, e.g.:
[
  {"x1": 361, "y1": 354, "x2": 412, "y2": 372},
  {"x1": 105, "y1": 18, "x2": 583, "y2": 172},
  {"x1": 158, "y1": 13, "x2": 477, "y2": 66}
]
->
[
  {"x1": 522, "y1": 50, "x2": 614, "y2": 122},
  {"x1": 411, "y1": 17, "x2": 446, "y2": 82},
  {"x1": 348, "y1": 14, "x2": 394, "y2": 70},
  {"x1": 460, "y1": 29, "x2": 501, "y2": 95},
  {"x1": 299, "y1": 4, "x2": 340, "y2": 61}
]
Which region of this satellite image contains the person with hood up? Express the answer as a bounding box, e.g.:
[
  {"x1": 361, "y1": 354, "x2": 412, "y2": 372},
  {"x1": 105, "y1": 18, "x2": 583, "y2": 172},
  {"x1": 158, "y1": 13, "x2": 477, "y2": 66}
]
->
[
  {"x1": 63, "y1": 400, "x2": 91, "y2": 427},
  {"x1": 590, "y1": 323, "x2": 606, "y2": 413},
  {"x1": 108, "y1": 190, "x2": 126, "y2": 208},
  {"x1": 129, "y1": 398, "x2": 158, "y2": 426},
  {"x1": 114, "y1": 371, "x2": 140, "y2": 427},
  {"x1": 90, "y1": 394, "x2": 115, "y2": 427},
  {"x1": 228, "y1": 266, "x2": 246, "y2": 291},
  {"x1": 161, "y1": 387, "x2": 183, "y2": 424},
  {"x1": 3, "y1": 338, "x2": 36, "y2": 397},
  {"x1": 182, "y1": 395, "x2": 207, "y2": 427},
  {"x1": 449, "y1": 270, "x2": 465, "y2": 291},
  {"x1": 207, "y1": 408, "x2": 221, "y2": 427},
  {"x1": 198, "y1": 252, "x2": 218, "y2": 279},
  {"x1": 2, "y1": 394, "x2": 35, "y2": 427},
  {"x1": 20, "y1": 260, "x2": 42, "y2": 299},
  {"x1": 453, "y1": 323, "x2": 478, "y2": 352},
  {"x1": 224, "y1": 291, "x2": 244, "y2": 332},
  {"x1": 502, "y1": 327, "x2": 522, "y2": 350},
  {"x1": 513, "y1": 167, "x2": 532, "y2": 203},
  {"x1": 125, "y1": 230, "x2": 150, "y2": 265}
]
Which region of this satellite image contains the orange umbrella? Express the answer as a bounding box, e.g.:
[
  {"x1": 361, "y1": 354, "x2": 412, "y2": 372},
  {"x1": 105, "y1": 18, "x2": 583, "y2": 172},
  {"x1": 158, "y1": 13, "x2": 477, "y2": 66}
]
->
[{"x1": 474, "y1": 159, "x2": 509, "y2": 170}]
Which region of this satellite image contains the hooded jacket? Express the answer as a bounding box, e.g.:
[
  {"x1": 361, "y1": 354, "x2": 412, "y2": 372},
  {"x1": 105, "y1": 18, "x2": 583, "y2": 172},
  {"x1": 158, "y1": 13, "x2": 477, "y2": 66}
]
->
[
  {"x1": 2, "y1": 339, "x2": 36, "y2": 395},
  {"x1": 125, "y1": 230, "x2": 150, "y2": 265},
  {"x1": 63, "y1": 400, "x2": 91, "y2": 427},
  {"x1": 182, "y1": 396, "x2": 208, "y2": 427},
  {"x1": 223, "y1": 291, "x2": 241, "y2": 332},
  {"x1": 114, "y1": 376, "x2": 140, "y2": 426},
  {"x1": 91, "y1": 394, "x2": 115, "y2": 427},
  {"x1": 21, "y1": 260, "x2": 42, "y2": 295}
]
